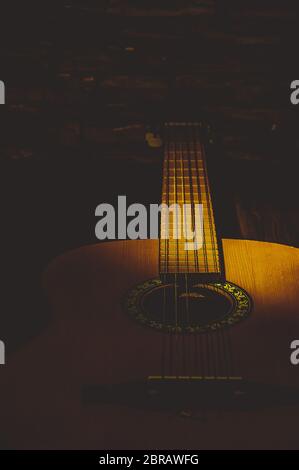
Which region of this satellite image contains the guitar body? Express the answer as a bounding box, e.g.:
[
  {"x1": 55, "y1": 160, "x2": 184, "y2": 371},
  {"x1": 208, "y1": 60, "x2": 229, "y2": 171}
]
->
[{"x1": 1, "y1": 238, "x2": 299, "y2": 449}]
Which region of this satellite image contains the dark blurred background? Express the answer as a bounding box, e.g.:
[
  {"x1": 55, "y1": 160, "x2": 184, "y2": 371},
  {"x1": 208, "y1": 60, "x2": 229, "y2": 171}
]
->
[{"x1": 0, "y1": 0, "x2": 299, "y2": 352}]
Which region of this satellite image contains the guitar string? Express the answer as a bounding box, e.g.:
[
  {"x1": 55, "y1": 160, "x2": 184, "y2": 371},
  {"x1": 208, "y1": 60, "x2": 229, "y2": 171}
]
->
[
  {"x1": 196, "y1": 127, "x2": 232, "y2": 378},
  {"x1": 186, "y1": 126, "x2": 201, "y2": 376},
  {"x1": 201, "y1": 134, "x2": 232, "y2": 378},
  {"x1": 187, "y1": 125, "x2": 202, "y2": 376},
  {"x1": 196, "y1": 131, "x2": 220, "y2": 377},
  {"x1": 199, "y1": 130, "x2": 225, "y2": 378},
  {"x1": 167, "y1": 125, "x2": 173, "y2": 377},
  {"x1": 161, "y1": 124, "x2": 172, "y2": 377},
  {"x1": 186, "y1": 128, "x2": 204, "y2": 375},
  {"x1": 172, "y1": 125, "x2": 178, "y2": 377},
  {"x1": 179, "y1": 127, "x2": 189, "y2": 376},
  {"x1": 161, "y1": 125, "x2": 168, "y2": 378},
  {"x1": 164, "y1": 124, "x2": 175, "y2": 377},
  {"x1": 189, "y1": 125, "x2": 205, "y2": 377},
  {"x1": 192, "y1": 125, "x2": 214, "y2": 378},
  {"x1": 201, "y1": 130, "x2": 224, "y2": 378}
]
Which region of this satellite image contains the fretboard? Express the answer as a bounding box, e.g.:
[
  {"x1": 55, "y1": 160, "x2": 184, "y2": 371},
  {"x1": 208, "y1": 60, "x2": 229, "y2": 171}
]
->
[{"x1": 159, "y1": 122, "x2": 222, "y2": 279}]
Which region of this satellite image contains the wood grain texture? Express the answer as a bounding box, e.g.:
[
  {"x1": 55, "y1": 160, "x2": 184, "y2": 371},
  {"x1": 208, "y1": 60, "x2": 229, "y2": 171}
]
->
[{"x1": 0, "y1": 238, "x2": 299, "y2": 449}]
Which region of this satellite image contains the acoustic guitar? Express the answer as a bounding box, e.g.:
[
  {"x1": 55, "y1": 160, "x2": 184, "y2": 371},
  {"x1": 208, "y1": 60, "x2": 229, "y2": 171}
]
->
[{"x1": 1, "y1": 122, "x2": 299, "y2": 450}]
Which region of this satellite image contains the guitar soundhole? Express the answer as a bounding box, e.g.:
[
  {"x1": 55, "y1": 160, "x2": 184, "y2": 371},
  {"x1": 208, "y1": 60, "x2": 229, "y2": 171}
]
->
[
  {"x1": 124, "y1": 279, "x2": 251, "y2": 333},
  {"x1": 143, "y1": 284, "x2": 232, "y2": 329}
]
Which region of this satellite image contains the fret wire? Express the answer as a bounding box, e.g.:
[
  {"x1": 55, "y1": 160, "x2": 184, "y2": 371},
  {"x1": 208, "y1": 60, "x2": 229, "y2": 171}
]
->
[{"x1": 160, "y1": 123, "x2": 220, "y2": 275}]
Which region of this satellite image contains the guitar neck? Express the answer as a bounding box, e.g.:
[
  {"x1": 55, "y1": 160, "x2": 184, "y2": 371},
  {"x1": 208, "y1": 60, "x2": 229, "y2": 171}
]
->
[{"x1": 159, "y1": 122, "x2": 222, "y2": 281}]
